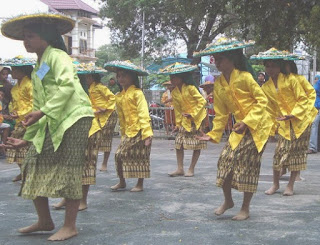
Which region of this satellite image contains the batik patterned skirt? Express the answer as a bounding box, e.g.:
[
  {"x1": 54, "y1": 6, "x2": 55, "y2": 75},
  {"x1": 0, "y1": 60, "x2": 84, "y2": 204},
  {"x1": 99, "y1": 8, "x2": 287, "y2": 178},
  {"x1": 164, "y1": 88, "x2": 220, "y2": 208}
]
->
[
  {"x1": 99, "y1": 110, "x2": 118, "y2": 152},
  {"x1": 6, "y1": 124, "x2": 29, "y2": 164},
  {"x1": 217, "y1": 130, "x2": 266, "y2": 193},
  {"x1": 115, "y1": 131, "x2": 151, "y2": 179},
  {"x1": 19, "y1": 117, "x2": 91, "y2": 200},
  {"x1": 175, "y1": 121, "x2": 207, "y2": 150},
  {"x1": 273, "y1": 125, "x2": 311, "y2": 172}
]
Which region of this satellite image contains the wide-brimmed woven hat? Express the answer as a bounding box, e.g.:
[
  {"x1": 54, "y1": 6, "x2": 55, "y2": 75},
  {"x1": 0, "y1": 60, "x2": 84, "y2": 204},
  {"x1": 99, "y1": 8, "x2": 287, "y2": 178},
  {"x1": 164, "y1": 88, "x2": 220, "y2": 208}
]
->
[
  {"x1": 158, "y1": 62, "x2": 198, "y2": 75},
  {"x1": 74, "y1": 61, "x2": 107, "y2": 75},
  {"x1": 0, "y1": 55, "x2": 36, "y2": 66},
  {"x1": 104, "y1": 60, "x2": 148, "y2": 76},
  {"x1": 285, "y1": 53, "x2": 310, "y2": 61},
  {"x1": 193, "y1": 37, "x2": 255, "y2": 57},
  {"x1": 1, "y1": 13, "x2": 75, "y2": 40},
  {"x1": 250, "y1": 48, "x2": 293, "y2": 60}
]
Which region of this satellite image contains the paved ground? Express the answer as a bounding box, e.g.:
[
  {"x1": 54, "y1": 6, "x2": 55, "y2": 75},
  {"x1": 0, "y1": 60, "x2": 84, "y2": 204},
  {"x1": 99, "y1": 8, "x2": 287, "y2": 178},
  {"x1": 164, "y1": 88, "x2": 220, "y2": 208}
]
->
[{"x1": 0, "y1": 138, "x2": 319, "y2": 245}]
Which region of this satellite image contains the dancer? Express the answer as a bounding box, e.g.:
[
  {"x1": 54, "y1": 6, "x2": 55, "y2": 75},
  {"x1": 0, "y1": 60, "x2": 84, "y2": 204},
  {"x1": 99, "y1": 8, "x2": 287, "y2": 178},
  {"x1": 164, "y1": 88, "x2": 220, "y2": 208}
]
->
[
  {"x1": 104, "y1": 60, "x2": 152, "y2": 192},
  {"x1": 0, "y1": 57, "x2": 34, "y2": 182},
  {"x1": 53, "y1": 63, "x2": 117, "y2": 210},
  {"x1": 199, "y1": 75, "x2": 215, "y2": 132},
  {"x1": 194, "y1": 38, "x2": 273, "y2": 220},
  {"x1": 159, "y1": 63, "x2": 207, "y2": 177},
  {"x1": 161, "y1": 81, "x2": 176, "y2": 135},
  {"x1": 1, "y1": 13, "x2": 93, "y2": 241},
  {"x1": 250, "y1": 48, "x2": 311, "y2": 196}
]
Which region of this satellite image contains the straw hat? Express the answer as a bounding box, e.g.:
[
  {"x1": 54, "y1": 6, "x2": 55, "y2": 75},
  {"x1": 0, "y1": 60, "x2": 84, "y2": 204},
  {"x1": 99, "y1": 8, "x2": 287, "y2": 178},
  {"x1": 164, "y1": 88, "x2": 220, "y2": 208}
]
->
[
  {"x1": 250, "y1": 48, "x2": 293, "y2": 60},
  {"x1": 74, "y1": 61, "x2": 107, "y2": 75},
  {"x1": 158, "y1": 62, "x2": 198, "y2": 75},
  {"x1": 0, "y1": 55, "x2": 36, "y2": 66},
  {"x1": 193, "y1": 37, "x2": 255, "y2": 57},
  {"x1": 1, "y1": 13, "x2": 75, "y2": 40},
  {"x1": 199, "y1": 81, "x2": 214, "y2": 88},
  {"x1": 104, "y1": 60, "x2": 149, "y2": 76}
]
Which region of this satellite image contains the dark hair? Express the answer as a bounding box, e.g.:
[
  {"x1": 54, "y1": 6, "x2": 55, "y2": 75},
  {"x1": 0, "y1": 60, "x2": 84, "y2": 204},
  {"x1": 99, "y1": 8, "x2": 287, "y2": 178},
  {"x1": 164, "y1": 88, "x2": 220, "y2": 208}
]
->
[
  {"x1": 286, "y1": 60, "x2": 298, "y2": 74},
  {"x1": 258, "y1": 72, "x2": 265, "y2": 78},
  {"x1": 78, "y1": 74, "x2": 89, "y2": 95},
  {"x1": 171, "y1": 72, "x2": 198, "y2": 88},
  {"x1": 222, "y1": 49, "x2": 248, "y2": 71},
  {"x1": 263, "y1": 59, "x2": 288, "y2": 75},
  {"x1": 25, "y1": 23, "x2": 68, "y2": 52},
  {"x1": 14, "y1": 65, "x2": 33, "y2": 79},
  {"x1": 110, "y1": 77, "x2": 115, "y2": 81},
  {"x1": 91, "y1": 73, "x2": 102, "y2": 83}
]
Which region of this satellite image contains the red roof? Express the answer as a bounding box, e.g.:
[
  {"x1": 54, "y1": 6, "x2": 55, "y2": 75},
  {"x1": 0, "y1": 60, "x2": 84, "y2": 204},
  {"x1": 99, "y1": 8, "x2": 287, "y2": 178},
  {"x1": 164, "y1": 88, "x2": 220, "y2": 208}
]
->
[{"x1": 41, "y1": 0, "x2": 98, "y2": 15}]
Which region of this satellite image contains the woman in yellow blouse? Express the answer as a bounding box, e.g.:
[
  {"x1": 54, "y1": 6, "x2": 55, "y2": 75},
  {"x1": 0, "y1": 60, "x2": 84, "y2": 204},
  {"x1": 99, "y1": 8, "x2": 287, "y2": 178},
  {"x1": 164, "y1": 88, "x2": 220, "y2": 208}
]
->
[
  {"x1": 251, "y1": 48, "x2": 312, "y2": 196},
  {"x1": 1, "y1": 57, "x2": 34, "y2": 182},
  {"x1": 159, "y1": 63, "x2": 207, "y2": 177},
  {"x1": 104, "y1": 60, "x2": 152, "y2": 192},
  {"x1": 195, "y1": 38, "x2": 273, "y2": 221}
]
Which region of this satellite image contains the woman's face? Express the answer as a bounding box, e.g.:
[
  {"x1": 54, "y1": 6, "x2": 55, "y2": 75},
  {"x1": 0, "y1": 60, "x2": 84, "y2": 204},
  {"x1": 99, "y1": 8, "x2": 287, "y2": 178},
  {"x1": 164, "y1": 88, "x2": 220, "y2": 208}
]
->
[
  {"x1": 11, "y1": 67, "x2": 23, "y2": 80},
  {"x1": 213, "y1": 53, "x2": 233, "y2": 72},
  {"x1": 264, "y1": 61, "x2": 281, "y2": 79},
  {"x1": 0, "y1": 69, "x2": 9, "y2": 81},
  {"x1": 23, "y1": 29, "x2": 47, "y2": 53},
  {"x1": 170, "y1": 75, "x2": 183, "y2": 87},
  {"x1": 85, "y1": 74, "x2": 94, "y2": 86},
  {"x1": 257, "y1": 74, "x2": 265, "y2": 82},
  {"x1": 116, "y1": 70, "x2": 132, "y2": 88}
]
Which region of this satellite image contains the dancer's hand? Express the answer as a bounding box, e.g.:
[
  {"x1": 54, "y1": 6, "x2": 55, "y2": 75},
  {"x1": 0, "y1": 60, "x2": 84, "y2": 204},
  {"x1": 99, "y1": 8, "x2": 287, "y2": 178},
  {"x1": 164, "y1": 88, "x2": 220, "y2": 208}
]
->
[
  {"x1": 145, "y1": 136, "x2": 152, "y2": 146},
  {"x1": 5, "y1": 137, "x2": 28, "y2": 149},
  {"x1": 172, "y1": 126, "x2": 179, "y2": 133},
  {"x1": 22, "y1": 110, "x2": 44, "y2": 126},
  {"x1": 233, "y1": 121, "x2": 247, "y2": 134},
  {"x1": 276, "y1": 115, "x2": 294, "y2": 121},
  {"x1": 10, "y1": 111, "x2": 18, "y2": 119},
  {"x1": 195, "y1": 131, "x2": 211, "y2": 141}
]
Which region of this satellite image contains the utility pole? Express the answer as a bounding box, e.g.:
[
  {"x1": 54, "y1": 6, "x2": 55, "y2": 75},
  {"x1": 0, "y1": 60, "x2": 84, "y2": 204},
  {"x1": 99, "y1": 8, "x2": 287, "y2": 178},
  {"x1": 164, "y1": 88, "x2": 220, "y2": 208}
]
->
[
  {"x1": 313, "y1": 49, "x2": 317, "y2": 84},
  {"x1": 140, "y1": 10, "x2": 145, "y2": 89}
]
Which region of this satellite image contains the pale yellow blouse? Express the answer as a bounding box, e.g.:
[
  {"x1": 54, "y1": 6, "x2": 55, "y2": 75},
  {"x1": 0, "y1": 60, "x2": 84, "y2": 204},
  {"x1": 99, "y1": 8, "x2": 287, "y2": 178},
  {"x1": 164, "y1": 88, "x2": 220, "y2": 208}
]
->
[
  {"x1": 261, "y1": 73, "x2": 309, "y2": 140},
  {"x1": 295, "y1": 74, "x2": 317, "y2": 125},
  {"x1": 171, "y1": 84, "x2": 206, "y2": 132},
  {"x1": 10, "y1": 76, "x2": 33, "y2": 124},
  {"x1": 88, "y1": 82, "x2": 116, "y2": 137},
  {"x1": 116, "y1": 85, "x2": 153, "y2": 140},
  {"x1": 207, "y1": 69, "x2": 273, "y2": 152}
]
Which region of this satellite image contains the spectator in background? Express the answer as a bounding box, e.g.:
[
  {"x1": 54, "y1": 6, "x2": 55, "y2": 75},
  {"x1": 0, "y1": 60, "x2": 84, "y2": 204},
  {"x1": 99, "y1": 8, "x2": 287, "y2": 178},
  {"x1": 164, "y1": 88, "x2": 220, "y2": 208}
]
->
[
  {"x1": 0, "y1": 66, "x2": 13, "y2": 114},
  {"x1": 257, "y1": 72, "x2": 266, "y2": 87},
  {"x1": 200, "y1": 75, "x2": 215, "y2": 132},
  {"x1": 107, "y1": 77, "x2": 121, "y2": 94},
  {"x1": 307, "y1": 75, "x2": 320, "y2": 154},
  {"x1": 161, "y1": 81, "x2": 176, "y2": 135}
]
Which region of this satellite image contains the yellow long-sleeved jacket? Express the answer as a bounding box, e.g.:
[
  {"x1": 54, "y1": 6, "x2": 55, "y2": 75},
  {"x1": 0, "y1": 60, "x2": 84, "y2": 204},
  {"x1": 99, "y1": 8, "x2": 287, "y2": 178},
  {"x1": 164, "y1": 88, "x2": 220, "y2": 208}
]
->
[
  {"x1": 294, "y1": 74, "x2": 317, "y2": 125},
  {"x1": 207, "y1": 69, "x2": 273, "y2": 152},
  {"x1": 88, "y1": 82, "x2": 116, "y2": 137},
  {"x1": 161, "y1": 90, "x2": 173, "y2": 107},
  {"x1": 261, "y1": 73, "x2": 309, "y2": 140},
  {"x1": 10, "y1": 76, "x2": 33, "y2": 124},
  {"x1": 116, "y1": 85, "x2": 153, "y2": 140},
  {"x1": 171, "y1": 84, "x2": 206, "y2": 131}
]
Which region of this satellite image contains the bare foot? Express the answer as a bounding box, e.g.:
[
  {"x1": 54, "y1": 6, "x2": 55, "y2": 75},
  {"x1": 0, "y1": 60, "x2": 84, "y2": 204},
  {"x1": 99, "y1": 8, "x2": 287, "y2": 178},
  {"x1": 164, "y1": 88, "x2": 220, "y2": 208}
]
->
[
  {"x1": 19, "y1": 221, "x2": 55, "y2": 233},
  {"x1": 130, "y1": 186, "x2": 143, "y2": 192},
  {"x1": 168, "y1": 170, "x2": 184, "y2": 177},
  {"x1": 110, "y1": 182, "x2": 126, "y2": 191},
  {"x1": 295, "y1": 176, "x2": 305, "y2": 182},
  {"x1": 283, "y1": 186, "x2": 294, "y2": 196},
  {"x1": 214, "y1": 201, "x2": 234, "y2": 216},
  {"x1": 99, "y1": 167, "x2": 107, "y2": 172},
  {"x1": 12, "y1": 174, "x2": 22, "y2": 182},
  {"x1": 78, "y1": 202, "x2": 88, "y2": 211},
  {"x1": 184, "y1": 170, "x2": 194, "y2": 177},
  {"x1": 232, "y1": 209, "x2": 249, "y2": 221},
  {"x1": 52, "y1": 199, "x2": 66, "y2": 210},
  {"x1": 47, "y1": 226, "x2": 78, "y2": 241},
  {"x1": 264, "y1": 185, "x2": 279, "y2": 195}
]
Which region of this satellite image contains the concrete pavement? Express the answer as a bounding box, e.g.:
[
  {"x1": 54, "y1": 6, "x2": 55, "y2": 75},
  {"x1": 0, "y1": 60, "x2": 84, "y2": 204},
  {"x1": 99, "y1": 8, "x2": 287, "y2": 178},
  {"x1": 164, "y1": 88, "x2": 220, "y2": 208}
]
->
[{"x1": 0, "y1": 138, "x2": 319, "y2": 245}]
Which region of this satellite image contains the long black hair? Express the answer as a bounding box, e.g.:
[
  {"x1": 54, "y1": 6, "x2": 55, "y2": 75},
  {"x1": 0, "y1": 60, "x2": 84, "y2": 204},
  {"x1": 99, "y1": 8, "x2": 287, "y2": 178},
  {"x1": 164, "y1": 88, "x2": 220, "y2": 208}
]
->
[
  {"x1": 285, "y1": 60, "x2": 298, "y2": 74},
  {"x1": 14, "y1": 65, "x2": 33, "y2": 79},
  {"x1": 263, "y1": 59, "x2": 288, "y2": 75},
  {"x1": 25, "y1": 23, "x2": 68, "y2": 52}
]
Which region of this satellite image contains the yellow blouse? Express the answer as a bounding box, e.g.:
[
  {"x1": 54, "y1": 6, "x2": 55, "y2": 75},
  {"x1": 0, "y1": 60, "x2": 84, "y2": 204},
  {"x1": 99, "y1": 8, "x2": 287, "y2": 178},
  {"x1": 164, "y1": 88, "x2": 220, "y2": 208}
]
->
[
  {"x1": 261, "y1": 73, "x2": 309, "y2": 140},
  {"x1": 10, "y1": 76, "x2": 33, "y2": 124},
  {"x1": 295, "y1": 74, "x2": 317, "y2": 125},
  {"x1": 207, "y1": 69, "x2": 272, "y2": 152},
  {"x1": 88, "y1": 82, "x2": 116, "y2": 137},
  {"x1": 116, "y1": 85, "x2": 153, "y2": 139},
  {"x1": 171, "y1": 84, "x2": 206, "y2": 131},
  {"x1": 161, "y1": 90, "x2": 173, "y2": 107}
]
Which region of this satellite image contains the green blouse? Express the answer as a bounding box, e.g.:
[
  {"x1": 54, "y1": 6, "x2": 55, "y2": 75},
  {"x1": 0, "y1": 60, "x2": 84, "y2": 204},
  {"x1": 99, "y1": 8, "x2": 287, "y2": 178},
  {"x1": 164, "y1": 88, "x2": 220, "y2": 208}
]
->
[{"x1": 24, "y1": 45, "x2": 94, "y2": 153}]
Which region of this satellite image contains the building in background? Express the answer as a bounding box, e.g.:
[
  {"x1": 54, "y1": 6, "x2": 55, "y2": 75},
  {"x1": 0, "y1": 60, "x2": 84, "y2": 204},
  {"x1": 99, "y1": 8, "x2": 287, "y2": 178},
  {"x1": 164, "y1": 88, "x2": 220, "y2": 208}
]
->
[{"x1": 41, "y1": 0, "x2": 102, "y2": 62}]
